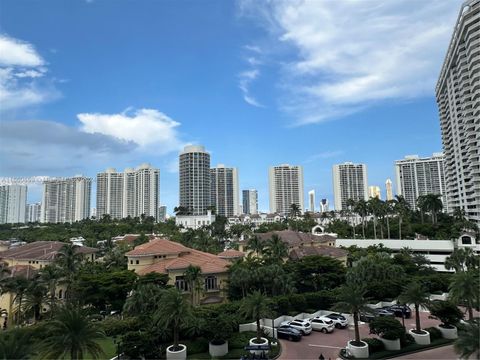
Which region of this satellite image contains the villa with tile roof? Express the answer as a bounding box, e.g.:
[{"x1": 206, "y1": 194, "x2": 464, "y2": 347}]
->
[{"x1": 125, "y1": 238, "x2": 231, "y2": 305}]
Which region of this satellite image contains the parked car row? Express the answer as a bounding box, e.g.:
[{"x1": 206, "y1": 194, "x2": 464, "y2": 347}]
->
[
  {"x1": 359, "y1": 305, "x2": 412, "y2": 323},
  {"x1": 277, "y1": 313, "x2": 349, "y2": 341}
]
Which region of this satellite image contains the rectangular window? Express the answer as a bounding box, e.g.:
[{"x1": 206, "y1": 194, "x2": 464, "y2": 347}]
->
[
  {"x1": 136, "y1": 260, "x2": 139, "y2": 265},
  {"x1": 205, "y1": 276, "x2": 218, "y2": 291},
  {"x1": 175, "y1": 276, "x2": 189, "y2": 292}
]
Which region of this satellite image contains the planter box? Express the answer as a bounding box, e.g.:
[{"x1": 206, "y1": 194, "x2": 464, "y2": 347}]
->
[
  {"x1": 409, "y1": 329, "x2": 430, "y2": 345},
  {"x1": 380, "y1": 338, "x2": 401, "y2": 351},
  {"x1": 209, "y1": 341, "x2": 228, "y2": 357},
  {"x1": 347, "y1": 340, "x2": 369, "y2": 358},
  {"x1": 166, "y1": 344, "x2": 187, "y2": 360},
  {"x1": 249, "y1": 337, "x2": 269, "y2": 356},
  {"x1": 437, "y1": 325, "x2": 458, "y2": 339}
]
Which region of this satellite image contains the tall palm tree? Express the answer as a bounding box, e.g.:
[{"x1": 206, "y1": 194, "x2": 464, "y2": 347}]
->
[
  {"x1": 449, "y1": 270, "x2": 479, "y2": 320},
  {"x1": 346, "y1": 199, "x2": 356, "y2": 238},
  {"x1": 333, "y1": 283, "x2": 369, "y2": 346},
  {"x1": 384, "y1": 200, "x2": 395, "y2": 239},
  {"x1": 265, "y1": 234, "x2": 288, "y2": 261},
  {"x1": 421, "y1": 194, "x2": 443, "y2": 224},
  {"x1": 2, "y1": 276, "x2": 29, "y2": 325},
  {"x1": 184, "y1": 265, "x2": 203, "y2": 305},
  {"x1": 123, "y1": 283, "x2": 164, "y2": 317},
  {"x1": 38, "y1": 264, "x2": 63, "y2": 315},
  {"x1": 398, "y1": 282, "x2": 430, "y2": 333},
  {"x1": 445, "y1": 248, "x2": 478, "y2": 272},
  {"x1": 454, "y1": 318, "x2": 480, "y2": 359},
  {"x1": 55, "y1": 244, "x2": 83, "y2": 302},
  {"x1": 289, "y1": 203, "x2": 301, "y2": 219},
  {"x1": 154, "y1": 288, "x2": 194, "y2": 352},
  {"x1": 416, "y1": 195, "x2": 428, "y2": 224},
  {"x1": 38, "y1": 305, "x2": 106, "y2": 359},
  {"x1": 239, "y1": 291, "x2": 271, "y2": 344},
  {"x1": 394, "y1": 195, "x2": 410, "y2": 240},
  {"x1": 0, "y1": 328, "x2": 33, "y2": 359},
  {"x1": 246, "y1": 236, "x2": 265, "y2": 257},
  {"x1": 367, "y1": 197, "x2": 383, "y2": 239},
  {"x1": 354, "y1": 200, "x2": 368, "y2": 239},
  {"x1": 22, "y1": 279, "x2": 47, "y2": 322}
]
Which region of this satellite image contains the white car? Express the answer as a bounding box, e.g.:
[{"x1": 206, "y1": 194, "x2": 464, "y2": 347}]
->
[
  {"x1": 280, "y1": 319, "x2": 313, "y2": 335},
  {"x1": 308, "y1": 317, "x2": 335, "y2": 333},
  {"x1": 322, "y1": 313, "x2": 348, "y2": 328}
]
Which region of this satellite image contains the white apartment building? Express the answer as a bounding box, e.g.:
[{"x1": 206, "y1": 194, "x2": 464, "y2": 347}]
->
[
  {"x1": 179, "y1": 145, "x2": 211, "y2": 215},
  {"x1": 368, "y1": 186, "x2": 381, "y2": 199},
  {"x1": 308, "y1": 190, "x2": 316, "y2": 212},
  {"x1": 395, "y1": 153, "x2": 447, "y2": 212},
  {"x1": 210, "y1": 164, "x2": 239, "y2": 217},
  {"x1": 0, "y1": 185, "x2": 27, "y2": 224},
  {"x1": 96, "y1": 164, "x2": 159, "y2": 220},
  {"x1": 176, "y1": 210, "x2": 215, "y2": 230},
  {"x1": 436, "y1": 0, "x2": 480, "y2": 225},
  {"x1": 385, "y1": 179, "x2": 394, "y2": 201},
  {"x1": 336, "y1": 233, "x2": 479, "y2": 272},
  {"x1": 41, "y1": 177, "x2": 91, "y2": 223},
  {"x1": 26, "y1": 203, "x2": 41, "y2": 223},
  {"x1": 268, "y1": 164, "x2": 304, "y2": 216},
  {"x1": 242, "y1": 189, "x2": 258, "y2": 215},
  {"x1": 332, "y1": 163, "x2": 368, "y2": 211}
]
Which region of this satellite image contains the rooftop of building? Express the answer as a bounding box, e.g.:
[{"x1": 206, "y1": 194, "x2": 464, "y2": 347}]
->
[
  {"x1": 255, "y1": 230, "x2": 334, "y2": 247},
  {"x1": 0, "y1": 241, "x2": 98, "y2": 261},
  {"x1": 217, "y1": 249, "x2": 245, "y2": 259},
  {"x1": 289, "y1": 246, "x2": 348, "y2": 260}
]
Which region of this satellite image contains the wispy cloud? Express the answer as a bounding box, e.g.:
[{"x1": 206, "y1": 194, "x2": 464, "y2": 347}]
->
[
  {"x1": 239, "y1": 0, "x2": 462, "y2": 125},
  {"x1": 0, "y1": 34, "x2": 60, "y2": 111},
  {"x1": 305, "y1": 150, "x2": 344, "y2": 163},
  {"x1": 238, "y1": 45, "x2": 264, "y2": 107}
]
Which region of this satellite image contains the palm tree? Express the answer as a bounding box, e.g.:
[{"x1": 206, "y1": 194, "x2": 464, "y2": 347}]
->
[
  {"x1": 39, "y1": 264, "x2": 63, "y2": 315},
  {"x1": 333, "y1": 283, "x2": 369, "y2": 346},
  {"x1": 154, "y1": 288, "x2": 193, "y2": 352},
  {"x1": 246, "y1": 236, "x2": 265, "y2": 257},
  {"x1": 398, "y1": 282, "x2": 430, "y2": 333},
  {"x1": 38, "y1": 305, "x2": 106, "y2": 359},
  {"x1": 239, "y1": 291, "x2": 271, "y2": 344},
  {"x1": 174, "y1": 206, "x2": 190, "y2": 216},
  {"x1": 394, "y1": 195, "x2": 410, "y2": 240},
  {"x1": 184, "y1": 265, "x2": 203, "y2": 305},
  {"x1": 454, "y1": 318, "x2": 480, "y2": 359},
  {"x1": 384, "y1": 200, "x2": 395, "y2": 239},
  {"x1": 22, "y1": 279, "x2": 47, "y2": 322},
  {"x1": 354, "y1": 200, "x2": 368, "y2": 239},
  {"x1": 0, "y1": 328, "x2": 33, "y2": 359},
  {"x1": 55, "y1": 244, "x2": 83, "y2": 301},
  {"x1": 264, "y1": 234, "x2": 288, "y2": 261},
  {"x1": 123, "y1": 283, "x2": 164, "y2": 317},
  {"x1": 445, "y1": 248, "x2": 478, "y2": 272},
  {"x1": 420, "y1": 194, "x2": 443, "y2": 224},
  {"x1": 2, "y1": 276, "x2": 29, "y2": 325},
  {"x1": 367, "y1": 197, "x2": 383, "y2": 239},
  {"x1": 289, "y1": 203, "x2": 301, "y2": 219},
  {"x1": 416, "y1": 195, "x2": 428, "y2": 224},
  {"x1": 449, "y1": 270, "x2": 479, "y2": 320},
  {"x1": 346, "y1": 199, "x2": 356, "y2": 238}
]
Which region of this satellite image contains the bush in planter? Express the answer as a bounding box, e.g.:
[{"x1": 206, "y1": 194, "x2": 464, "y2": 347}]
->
[
  {"x1": 428, "y1": 300, "x2": 464, "y2": 328},
  {"x1": 361, "y1": 338, "x2": 384, "y2": 353},
  {"x1": 369, "y1": 316, "x2": 405, "y2": 340},
  {"x1": 203, "y1": 313, "x2": 237, "y2": 345},
  {"x1": 401, "y1": 333, "x2": 415, "y2": 347},
  {"x1": 239, "y1": 291, "x2": 272, "y2": 344},
  {"x1": 424, "y1": 327, "x2": 442, "y2": 341}
]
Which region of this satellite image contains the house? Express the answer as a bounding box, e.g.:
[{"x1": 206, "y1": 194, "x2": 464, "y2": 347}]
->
[
  {"x1": 125, "y1": 238, "x2": 231, "y2": 305},
  {"x1": 217, "y1": 249, "x2": 245, "y2": 261},
  {"x1": 289, "y1": 246, "x2": 348, "y2": 263}
]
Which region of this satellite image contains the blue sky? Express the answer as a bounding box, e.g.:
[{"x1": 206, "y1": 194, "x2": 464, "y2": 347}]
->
[{"x1": 0, "y1": 0, "x2": 463, "y2": 213}]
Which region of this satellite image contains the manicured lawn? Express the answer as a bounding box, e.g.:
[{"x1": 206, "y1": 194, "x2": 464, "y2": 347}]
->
[{"x1": 32, "y1": 337, "x2": 117, "y2": 360}]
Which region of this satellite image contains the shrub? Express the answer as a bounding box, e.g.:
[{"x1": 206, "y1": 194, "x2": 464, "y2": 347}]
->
[
  {"x1": 288, "y1": 294, "x2": 307, "y2": 312},
  {"x1": 424, "y1": 327, "x2": 442, "y2": 341},
  {"x1": 304, "y1": 290, "x2": 336, "y2": 310},
  {"x1": 369, "y1": 316, "x2": 405, "y2": 340},
  {"x1": 184, "y1": 337, "x2": 209, "y2": 354},
  {"x1": 401, "y1": 333, "x2": 415, "y2": 347},
  {"x1": 273, "y1": 296, "x2": 291, "y2": 315},
  {"x1": 362, "y1": 338, "x2": 384, "y2": 353},
  {"x1": 101, "y1": 317, "x2": 142, "y2": 336},
  {"x1": 428, "y1": 300, "x2": 463, "y2": 327}
]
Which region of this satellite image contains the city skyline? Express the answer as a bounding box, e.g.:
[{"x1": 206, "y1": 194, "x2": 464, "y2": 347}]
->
[{"x1": 0, "y1": 0, "x2": 465, "y2": 213}]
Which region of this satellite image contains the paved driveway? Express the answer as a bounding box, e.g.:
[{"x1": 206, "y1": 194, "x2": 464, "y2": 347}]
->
[{"x1": 278, "y1": 312, "x2": 445, "y2": 360}]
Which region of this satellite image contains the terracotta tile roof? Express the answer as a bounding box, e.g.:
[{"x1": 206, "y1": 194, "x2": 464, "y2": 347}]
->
[
  {"x1": 7, "y1": 265, "x2": 38, "y2": 279},
  {"x1": 114, "y1": 234, "x2": 157, "y2": 244},
  {"x1": 256, "y1": 230, "x2": 331, "y2": 247},
  {"x1": 125, "y1": 238, "x2": 190, "y2": 256},
  {"x1": 217, "y1": 249, "x2": 245, "y2": 259},
  {"x1": 133, "y1": 239, "x2": 230, "y2": 276},
  {"x1": 0, "y1": 241, "x2": 98, "y2": 261},
  {"x1": 289, "y1": 246, "x2": 348, "y2": 260}
]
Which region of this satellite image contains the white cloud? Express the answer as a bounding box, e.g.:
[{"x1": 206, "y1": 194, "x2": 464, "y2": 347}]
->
[
  {"x1": 77, "y1": 108, "x2": 183, "y2": 154},
  {"x1": 238, "y1": 47, "x2": 264, "y2": 107},
  {"x1": 239, "y1": 0, "x2": 462, "y2": 124},
  {"x1": 0, "y1": 34, "x2": 59, "y2": 111},
  {"x1": 305, "y1": 150, "x2": 344, "y2": 163}
]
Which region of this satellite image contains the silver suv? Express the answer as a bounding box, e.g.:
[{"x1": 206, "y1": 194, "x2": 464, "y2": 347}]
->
[{"x1": 280, "y1": 319, "x2": 312, "y2": 335}]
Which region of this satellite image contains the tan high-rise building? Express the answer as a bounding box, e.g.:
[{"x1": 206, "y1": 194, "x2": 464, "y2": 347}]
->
[
  {"x1": 436, "y1": 0, "x2": 479, "y2": 225},
  {"x1": 269, "y1": 164, "x2": 304, "y2": 215},
  {"x1": 308, "y1": 190, "x2": 316, "y2": 212},
  {"x1": 368, "y1": 186, "x2": 381, "y2": 200},
  {"x1": 385, "y1": 179, "x2": 394, "y2": 201},
  {"x1": 332, "y1": 163, "x2": 368, "y2": 211}
]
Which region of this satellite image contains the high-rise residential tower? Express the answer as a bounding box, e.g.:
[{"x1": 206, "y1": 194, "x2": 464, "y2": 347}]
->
[
  {"x1": 332, "y1": 163, "x2": 368, "y2": 211},
  {"x1": 26, "y1": 203, "x2": 41, "y2": 223},
  {"x1": 179, "y1": 145, "x2": 211, "y2": 215},
  {"x1": 210, "y1": 164, "x2": 239, "y2": 217},
  {"x1": 395, "y1": 153, "x2": 447, "y2": 212},
  {"x1": 385, "y1": 179, "x2": 394, "y2": 201},
  {"x1": 368, "y1": 186, "x2": 381, "y2": 199},
  {"x1": 41, "y1": 177, "x2": 91, "y2": 223},
  {"x1": 269, "y1": 164, "x2": 304, "y2": 215},
  {"x1": 96, "y1": 164, "x2": 159, "y2": 220},
  {"x1": 308, "y1": 190, "x2": 316, "y2": 212},
  {"x1": 320, "y1": 199, "x2": 329, "y2": 213},
  {"x1": 242, "y1": 189, "x2": 258, "y2": 215},
  {"x1": 436, "y1": 0, "x2": 479, "y2": 225},
  {"x1": 0, "y1": 185, "x2": 27, "y2": 224}
]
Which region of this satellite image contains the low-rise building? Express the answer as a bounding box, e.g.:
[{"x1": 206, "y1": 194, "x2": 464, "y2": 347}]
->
[
  {"x1": 335, "y1": 233, "x2": 479, "y2": 272},
  {"x1": 227, "y1": 213, "x2": 285, "y2": 227},
  {"x1": 125, "y1": 238, "x2": 230, "y2": 305},
  {"x1": 175, "y1": 210, "x2": 216, "y2": 230}
]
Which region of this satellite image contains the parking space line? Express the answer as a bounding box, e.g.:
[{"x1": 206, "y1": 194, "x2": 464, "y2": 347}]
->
[{"x1": 308, "y1": 344, "x2": 343, "y2": 349}]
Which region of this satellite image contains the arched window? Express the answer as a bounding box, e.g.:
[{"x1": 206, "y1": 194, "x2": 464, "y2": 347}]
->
[
  {"x1": 461, "y1": 236, "x2": 472, "y2": 245},
  {"x1": 58, "y1": 289, "x2": 63, "y2": 299}
]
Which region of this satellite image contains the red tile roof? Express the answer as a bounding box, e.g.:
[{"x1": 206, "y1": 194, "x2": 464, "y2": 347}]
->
[
  {"x1": 0, "y1": 241, "x2": 98, "y2": 261},
  {"x1": 130, "y1": 238, "x2": 230, "y2": 275},
  {"x1": 289, "y1": 246, "x2": 348, "y2": 260},
  {"x1": 217, "y1": 249, "x2": 245, "y2": 259}
]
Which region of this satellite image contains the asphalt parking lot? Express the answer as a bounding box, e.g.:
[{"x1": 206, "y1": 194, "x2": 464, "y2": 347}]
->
[{"x1": 278, "y1": 312, "x2": 445, "y2": 360}]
